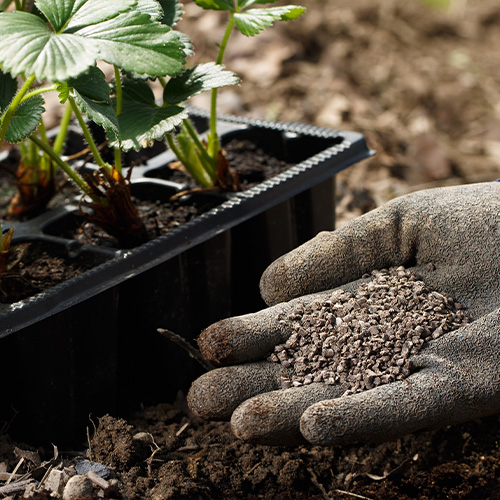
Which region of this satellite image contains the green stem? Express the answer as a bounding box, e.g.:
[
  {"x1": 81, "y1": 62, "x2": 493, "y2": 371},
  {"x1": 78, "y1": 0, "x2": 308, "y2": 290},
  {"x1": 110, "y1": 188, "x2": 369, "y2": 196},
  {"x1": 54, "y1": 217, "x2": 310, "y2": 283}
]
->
[
  {"x1": 68, "y1": 95, "x2": 106, "y2": 170},
  {"x1": 38, "y1": 118, "x2": 48, "y2": 144},
  {"x1": 37, "y1": 119, "x2": 52, "y2": 174},
  {"x1": 114, "y1": 148, "x2": 122, "y2": 173},
  {"x1": 52, "y1": 102, "x2": 72, "y2": 156},
  {"x1": 27, "y1": 138, "x2": 38, "y2": 166},
  {"x1": 0, "y1": 0, "x2": 13, "y2": 11},
  {"x1": 113, "y1": 64, "x2": 122, "y2": 174},
  {"x1": 166, "y1": 134, "x2": 188, "y2": 168},
  {"x1": 0, "y1": 74, "x2": 36, "y2": 143},
  {"x1": 182, "y1": 118, "x2": 215, "y2": 173},
  {"x1": 19, "y1": 141, "x2": 27, "y2": 157},
  {"x1": 28, "y1": 134, "x2": 99, "y2": 200},
  {"x1": 208, "y1": 12, "x2": 235, "y2": 159},
  {"x1": 20, "y1": 84, "x2": 58, "y2": 103},
  {"x1": 113, "y1": 65, "x2": 122, "y2": 117}
]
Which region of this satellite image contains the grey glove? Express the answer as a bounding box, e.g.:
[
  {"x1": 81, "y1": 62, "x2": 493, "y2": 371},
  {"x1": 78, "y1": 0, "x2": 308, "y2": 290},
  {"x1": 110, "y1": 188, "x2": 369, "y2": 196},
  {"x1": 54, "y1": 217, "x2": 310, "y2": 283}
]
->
[{"x1": 187, "y1": 182, "x2": 500, "y2": 446}]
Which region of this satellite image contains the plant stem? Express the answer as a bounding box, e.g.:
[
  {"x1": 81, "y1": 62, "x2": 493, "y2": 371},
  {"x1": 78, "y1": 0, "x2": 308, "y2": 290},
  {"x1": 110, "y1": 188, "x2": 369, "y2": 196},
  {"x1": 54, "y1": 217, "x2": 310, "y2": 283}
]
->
[
  {"x1": 113, "y1": 64, "x2": 122, "y2": 174},
  {"x1": 0, "y1": 74, "x2": 36, "y2": 144},
  {"x1": 38, "y1": 118, "x2": 48, "y2": 144},
  {"x1": 27, "y1": 137, "x2": 38, "y2": 166},
  {"x1": 20, "y1": 84, "x2": 58, "y2": 103},
  {"x1": 166, "y1": 134, "x2": 188, "y2": 168},
  {"x1": 208, "y1": 12, "x2": 235, "y2": 159},
  {"x1": 182, "y1": 118, "x2": 215, "y2": 176},
  {"x1": 37, "y1": 118, "x2": 53, "y2": 175},
  {"x1": 53, "y1": 102, "x2": 72, "y2": 155},
  {"x1": 68, "y1": 95, "x2": 107, "y2": 170},
  {"x1": 28, "y1": 134, "x2": 98, "y2": 201},
  {"x1": 113, "y1": 65, "x2": 123, "y2": 117}
]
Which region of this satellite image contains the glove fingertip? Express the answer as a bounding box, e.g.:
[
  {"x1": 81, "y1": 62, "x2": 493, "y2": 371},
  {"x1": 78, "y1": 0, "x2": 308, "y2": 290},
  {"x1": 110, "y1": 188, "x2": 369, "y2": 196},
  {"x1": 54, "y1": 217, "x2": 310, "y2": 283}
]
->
[
  {"x1": 187, "y1": 371, "x2": 234, "y2": 420},
  {"x1": 197, "y1": 319, "x2": 237, "y2": 366},
  {"x1": 187, "y1": 363, "x2": 284, "y2": 421},
  {"x1": 300, "y1": 400, "x2": 336, "y2": 445},
  {"x1": 231, "y1": 396, "x2": 305, "y2": 446},
  {"x1": 259, "y1": 262, "x2": 285, "y2": 306}
]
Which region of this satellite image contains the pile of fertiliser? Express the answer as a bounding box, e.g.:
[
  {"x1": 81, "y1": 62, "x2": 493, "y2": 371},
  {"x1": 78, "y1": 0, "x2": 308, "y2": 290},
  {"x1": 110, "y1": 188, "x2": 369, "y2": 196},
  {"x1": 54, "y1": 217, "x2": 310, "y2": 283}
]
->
[{"x1": 268, "y1": 266, "x2": 470, "y2": 395}]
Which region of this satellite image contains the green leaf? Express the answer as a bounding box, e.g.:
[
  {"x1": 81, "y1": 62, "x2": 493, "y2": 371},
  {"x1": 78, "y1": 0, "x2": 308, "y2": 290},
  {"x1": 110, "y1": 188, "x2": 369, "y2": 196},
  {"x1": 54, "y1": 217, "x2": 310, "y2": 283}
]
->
[
  {"x1": 193, "y1": 0, "x2": 234, "y2": 11},
  {"x1": 237, "y1": 0, "x2": 283, "y2": 8},
  {"x1": 0, "y1": 69, "x2": 17, "y2": 113},
  {"x1": 69, "y1": 65, "x2": 111, "y2": 104},
  {"x1": 56, "y1": 82, "x2": 71, "y2": 104},
  {"x1": 76, "y1": 11, "x2": 187, "y2": 76},
  {"x1": 36, "y1": 0, "x2": 135, "y2": 32},
  {"x1": 159, "y1": 0, "x2": 183, "y2": 26},
  {"x1": 108, "y1": 78, "x2": 187, "y2": 151},
  {"x1": 177, "y1": 31, "x2": 195, "y2": 57},
  {"x1": 74, "y1": 92, "x2": 118, "y2": 135},
  {"x1": 164, "y1": 62, "x2": 239, "y2": 105},
  {"x1": 0, "y1": 1, "x2": 186, "y2": 82},
  {"x1": 5, "y1": 95, "x2": 44, "y2": 143},
  {"x1": 136, "y1": 0, "x2": 163, "y2": 20},
  {"x1": 0, "y1": 12, "x2": 93, "y2": 82},
  {"x1": 234, "y1": 5, "x2": 305, "y2": 36},
  {"x1": 70, "y1": 66, "x2": 118, "y2": 133}
]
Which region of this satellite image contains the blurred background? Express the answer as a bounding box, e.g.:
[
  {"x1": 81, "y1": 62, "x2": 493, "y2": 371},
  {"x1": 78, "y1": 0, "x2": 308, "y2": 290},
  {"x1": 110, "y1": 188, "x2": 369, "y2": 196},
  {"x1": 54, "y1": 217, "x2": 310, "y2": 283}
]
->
[{"x1": 176, "y1": 0, "x2": 500, "y2": 225}]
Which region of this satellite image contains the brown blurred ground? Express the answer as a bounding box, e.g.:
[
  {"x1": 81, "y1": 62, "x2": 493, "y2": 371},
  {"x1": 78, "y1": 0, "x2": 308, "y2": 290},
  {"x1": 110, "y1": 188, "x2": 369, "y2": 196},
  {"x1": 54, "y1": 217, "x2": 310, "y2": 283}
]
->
[{"x1": 179, "y1": 0, "x2": 500, "y2": 224}]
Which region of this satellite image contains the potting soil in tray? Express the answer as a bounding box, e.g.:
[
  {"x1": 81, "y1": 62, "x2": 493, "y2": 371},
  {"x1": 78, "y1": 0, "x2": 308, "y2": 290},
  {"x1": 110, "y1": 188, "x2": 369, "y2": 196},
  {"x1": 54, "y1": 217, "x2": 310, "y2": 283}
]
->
[
  {"x1": 61, "y1": 137, "x2": 296, "y2": 248},
  {"x1": 151, "y1": 137, "x2": 295, "y2": 190},
  {"x1": 58, "y1": 196, "x2": 223, "y2": 249},
  {"x1": 0, "y1": 136, "x2": 296, "y2": 300},
  {"x1": 0, "y1": 241, "x2": 105, "y2": 303}
]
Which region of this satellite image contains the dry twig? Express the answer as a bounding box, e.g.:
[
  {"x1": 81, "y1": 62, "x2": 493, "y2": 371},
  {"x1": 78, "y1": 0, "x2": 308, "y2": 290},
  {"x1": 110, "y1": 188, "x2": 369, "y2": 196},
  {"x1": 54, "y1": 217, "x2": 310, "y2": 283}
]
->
[
  {"x1": 307, "y1": 467, "x2": 332, "y2": 500},
  {"x1": 334, "y1": 489, "x2": 375, "y2": 500},
  {"x1": 158, "y1": 328, "x2": 215, "y2": 371}
]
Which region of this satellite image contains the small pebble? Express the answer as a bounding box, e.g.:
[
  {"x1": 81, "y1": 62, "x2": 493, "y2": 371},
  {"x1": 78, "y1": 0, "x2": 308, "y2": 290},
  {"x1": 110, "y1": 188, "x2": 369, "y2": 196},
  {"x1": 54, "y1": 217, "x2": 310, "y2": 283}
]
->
[
  {"x1": 270, "y1": 266, "x2": 469, "y2": 394},
  {"x1": 62, "y1": 475, "x2": 93, "y2": 500}
]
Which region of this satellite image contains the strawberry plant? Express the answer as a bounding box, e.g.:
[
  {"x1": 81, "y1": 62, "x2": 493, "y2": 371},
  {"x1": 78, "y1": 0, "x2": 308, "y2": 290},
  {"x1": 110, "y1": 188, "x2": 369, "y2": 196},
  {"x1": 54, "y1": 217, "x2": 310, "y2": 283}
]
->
[
  {"x1": 0, "y1": 0, "x2": 239, "y2": 246},
  {"x1": 165, "y1": 0, "x2": 306, "y2": 190}
]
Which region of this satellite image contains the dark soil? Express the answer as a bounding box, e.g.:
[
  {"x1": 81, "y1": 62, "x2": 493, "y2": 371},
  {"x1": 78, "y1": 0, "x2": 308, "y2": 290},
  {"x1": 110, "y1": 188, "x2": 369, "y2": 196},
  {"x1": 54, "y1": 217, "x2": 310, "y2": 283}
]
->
[
  {"x1": 0, "y1": 137, "x2": 294, "y2": 300},
  {"x1": 18, "y1": 138, "x2": 295, "y2": 249},
  {"x1": 154, "y1": 138, "x2": 295, "y2": 190},
  {"x1": 3, "y1": 400, "x2": 500, "y2": 500},
  {"x1": 89, "y1": 404, "x2": 500, "y2": 500},
  {"x1": 62, "y1": 195, "x2": 223, "y2": 249},
  {"x1": 0, "y1": 241, "x2": 104, "y2": 303}
]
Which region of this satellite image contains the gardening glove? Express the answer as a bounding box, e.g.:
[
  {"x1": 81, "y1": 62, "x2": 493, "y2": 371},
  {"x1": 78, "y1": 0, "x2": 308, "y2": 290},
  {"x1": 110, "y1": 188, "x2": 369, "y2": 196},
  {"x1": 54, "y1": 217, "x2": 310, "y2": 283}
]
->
[{"x1": 187, "y1": 182, "x2": 500, "y2": 446}]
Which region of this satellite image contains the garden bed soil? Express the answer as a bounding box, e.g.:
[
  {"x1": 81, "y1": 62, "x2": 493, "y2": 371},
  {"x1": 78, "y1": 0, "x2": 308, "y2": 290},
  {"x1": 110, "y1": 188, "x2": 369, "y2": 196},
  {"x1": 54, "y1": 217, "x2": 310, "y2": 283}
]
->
[{"x1": 2, "y1": 400, "x2": 500, "y2": 500}]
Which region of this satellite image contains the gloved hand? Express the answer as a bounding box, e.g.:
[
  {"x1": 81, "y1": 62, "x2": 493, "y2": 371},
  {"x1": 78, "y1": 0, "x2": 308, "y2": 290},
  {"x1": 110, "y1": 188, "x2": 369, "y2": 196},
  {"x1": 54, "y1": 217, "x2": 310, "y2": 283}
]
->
[{"x1": 187, "y1": 182, "x2": 500, "y2": 446}]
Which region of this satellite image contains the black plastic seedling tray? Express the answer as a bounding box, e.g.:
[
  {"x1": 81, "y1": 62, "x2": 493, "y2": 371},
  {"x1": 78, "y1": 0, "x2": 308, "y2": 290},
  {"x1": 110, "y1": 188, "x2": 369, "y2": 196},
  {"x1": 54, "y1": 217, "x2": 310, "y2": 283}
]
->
[{"x1": 0, "y1": 111, "x2": 373, "y2": 445}]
